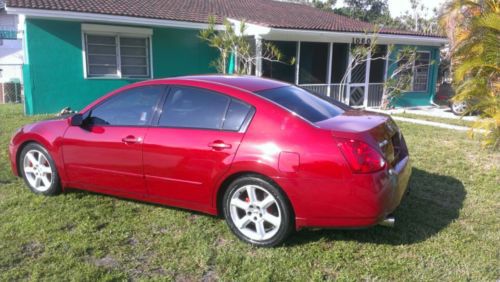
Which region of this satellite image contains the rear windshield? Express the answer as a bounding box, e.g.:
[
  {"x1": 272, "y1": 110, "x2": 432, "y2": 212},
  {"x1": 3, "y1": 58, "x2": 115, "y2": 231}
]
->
[{"x1": 255, "y1": 86, "x2": 346, "y2": 123}]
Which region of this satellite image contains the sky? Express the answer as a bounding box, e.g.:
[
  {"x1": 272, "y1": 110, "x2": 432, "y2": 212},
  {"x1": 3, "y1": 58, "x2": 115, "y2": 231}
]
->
[{"x1": 335, "y1": 0, "x2": 447, "y2": 18}]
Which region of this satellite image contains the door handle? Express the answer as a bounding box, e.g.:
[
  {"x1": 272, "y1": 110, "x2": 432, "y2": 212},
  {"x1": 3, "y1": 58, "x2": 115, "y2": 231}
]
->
[
  {"x1": 208, "y1": 141, "x2": 232, "y2": 150},
  {"x1": 122, "y1": 135, "x2": 142, "y2": 144}
]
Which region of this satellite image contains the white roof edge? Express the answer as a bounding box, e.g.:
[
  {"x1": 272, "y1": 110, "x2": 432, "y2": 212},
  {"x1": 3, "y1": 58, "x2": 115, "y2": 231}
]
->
[
  {"x1": 269, "y1": 28, "x2": 448, "y2": 44},
  {"x1": 228, "y1": 19, "x2": 447, "y2": 46},
  {"x1": 4, "y1": 7, "x2": 225, "y2": 30}
]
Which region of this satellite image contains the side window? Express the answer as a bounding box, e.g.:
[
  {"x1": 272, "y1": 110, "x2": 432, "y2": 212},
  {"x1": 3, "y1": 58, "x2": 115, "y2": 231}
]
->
[
  {"x1": 88, "y1": 85, "x2": 164, "y2": 126},
  {"x1": 159, "y1": 86, "x2": 230, "y2": 130},
  {"x1": 222, "y1": 99, "x2": 252, "y2": 131}
]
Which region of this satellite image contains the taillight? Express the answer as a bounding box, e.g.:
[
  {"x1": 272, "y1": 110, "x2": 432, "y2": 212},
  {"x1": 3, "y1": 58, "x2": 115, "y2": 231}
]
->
[{"x1": 336, "y1": 138, "x2": 386, "y2": 173}]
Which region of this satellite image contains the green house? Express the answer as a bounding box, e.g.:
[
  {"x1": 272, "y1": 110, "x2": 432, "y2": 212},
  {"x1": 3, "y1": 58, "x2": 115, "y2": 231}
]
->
[{"x1": 4, "y1": 0, "x2": 447, "y2": 115}]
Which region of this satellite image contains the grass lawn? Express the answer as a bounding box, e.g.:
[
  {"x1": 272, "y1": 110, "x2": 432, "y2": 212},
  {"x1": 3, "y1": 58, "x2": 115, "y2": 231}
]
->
[
  {"x1": 1, "y1": 104, "x2": 498, "y2": 281},
  {"x1": 390, "y1": 112, "x2": 476, "y2": 127}
]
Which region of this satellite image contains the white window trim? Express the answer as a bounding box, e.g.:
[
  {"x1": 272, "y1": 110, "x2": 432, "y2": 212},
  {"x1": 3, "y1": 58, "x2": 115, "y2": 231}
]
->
[
  {"x1": 411, "y1": 51, "x2": 431, "y2": 92},
  {"x1": 81, "y1": 24, "x2": 153, "y2": 80}
]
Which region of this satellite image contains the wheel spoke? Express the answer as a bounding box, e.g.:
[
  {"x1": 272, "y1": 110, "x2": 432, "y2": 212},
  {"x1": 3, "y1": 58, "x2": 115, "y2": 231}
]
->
[
  {"x1": 24, "y1": 167, "x2": 35, "y2": 174},
  {"x1": 40, "y1": 176, "x2": 51, "y2": 187},
  {"x1": 263, "y1": 213, "x2": 280, "y2": 227},
  {"x1": 255, "y1": 221, "x2": 266, "y2": 238},
  {"x1": 235, "y1": 215, "x2": 252, "y2": 229},
  {"x1": 246, "y1": 186, "x2": 258, "y2": 203},
  {"x1": 40, "y1": 166, "x2": 52, "y2": 174},
  {"x1": 230, "y1": 198, "x2": 250, "y2": 211},
  {"x1": 259, "y1": 195, "x2": 275, "y2": 209},
  {"x1": 34, "y1": 177, "x2": 42, "y2": 188},
  {"x1": 26, "y1": 153, "x2": 38, "y2": 165}
]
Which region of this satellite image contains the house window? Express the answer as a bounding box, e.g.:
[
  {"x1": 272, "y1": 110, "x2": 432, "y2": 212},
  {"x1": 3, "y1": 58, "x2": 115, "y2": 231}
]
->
[
  {"x1": 412, "y1": 52, "x2": 431, "y2": 91},
  {"x1": 82, "y1": 24, "x2": 152, "y2": 79},
  {"x1": 398, "y1": 51, "x2": 431, "y2": 92}
]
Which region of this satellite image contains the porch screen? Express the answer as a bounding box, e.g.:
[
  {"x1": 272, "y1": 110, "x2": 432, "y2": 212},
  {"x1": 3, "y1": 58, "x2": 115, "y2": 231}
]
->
[
  {"x1": 299, "y1": 42, "x2": 329, "y2": 84},
  {"x1": 262, "y1": 41, "x2": 296, "y2": 83},
  {"x1": 331, "y1": 43, "x2": 349, "y2": 83},
  {"x1": 369, "y1": 45, "x2": 387, "y2": 83}
]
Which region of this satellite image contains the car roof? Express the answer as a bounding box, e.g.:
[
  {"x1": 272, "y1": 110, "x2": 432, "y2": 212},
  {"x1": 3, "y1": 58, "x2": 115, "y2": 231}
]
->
[{"x1": 170, "y1": 75, "x2": 290, "y2": 92}]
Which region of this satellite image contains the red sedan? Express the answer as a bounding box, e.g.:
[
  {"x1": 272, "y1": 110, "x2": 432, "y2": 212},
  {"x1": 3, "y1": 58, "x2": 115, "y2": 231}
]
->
[{"x1": 9, "y1": 75, "x2": 411, "y2": 247}]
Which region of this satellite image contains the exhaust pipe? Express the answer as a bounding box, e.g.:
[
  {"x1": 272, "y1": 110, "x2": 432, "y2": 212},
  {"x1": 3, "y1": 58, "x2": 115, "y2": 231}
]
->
[{"x1": 379, "y1": 215, "x2": 395, "y2": 227}]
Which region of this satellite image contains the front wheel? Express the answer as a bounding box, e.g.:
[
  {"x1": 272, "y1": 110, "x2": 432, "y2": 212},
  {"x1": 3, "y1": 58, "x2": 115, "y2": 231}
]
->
[
  {"x1": 222, "y1": 176, "x2": 294, "y2": 247},
  {"x1": 450, "y1": 100, "x2": 468, "y2": 115},
  {"x1": 19, "y1": 143, "x2": 61, "y2": 196}
]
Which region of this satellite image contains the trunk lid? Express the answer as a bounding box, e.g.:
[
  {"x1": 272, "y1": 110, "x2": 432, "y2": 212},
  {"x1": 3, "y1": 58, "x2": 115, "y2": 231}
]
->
[{"x1": 315, "y1": 110, "x2": 408, "y2": 166}]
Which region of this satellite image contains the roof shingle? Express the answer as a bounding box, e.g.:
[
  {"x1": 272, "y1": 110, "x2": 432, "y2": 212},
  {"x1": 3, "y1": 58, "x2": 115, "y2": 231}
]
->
[{"x1": 5, "y1": 0, "x2": 443, "y2": 38}]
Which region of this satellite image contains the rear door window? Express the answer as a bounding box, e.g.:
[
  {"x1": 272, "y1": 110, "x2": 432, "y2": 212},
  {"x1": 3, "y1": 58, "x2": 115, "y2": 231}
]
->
[{"x1": 159, "y1": 86, "x2": 252, "y2": 131}]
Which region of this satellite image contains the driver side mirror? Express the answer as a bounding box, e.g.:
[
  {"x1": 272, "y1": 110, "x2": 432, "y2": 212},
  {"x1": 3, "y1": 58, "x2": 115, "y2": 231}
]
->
[{"x1": 70, "y1": 113, "x2": 83, "y2": 126}]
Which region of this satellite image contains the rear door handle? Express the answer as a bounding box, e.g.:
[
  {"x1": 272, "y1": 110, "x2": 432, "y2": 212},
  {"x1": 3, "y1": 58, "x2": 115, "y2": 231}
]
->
[
  {"x1": 122, "y1": 135, "x2": 142, "y2": 144},
  {"x1": 208, "y1": 141, "x2": 232, "y2": 150}
]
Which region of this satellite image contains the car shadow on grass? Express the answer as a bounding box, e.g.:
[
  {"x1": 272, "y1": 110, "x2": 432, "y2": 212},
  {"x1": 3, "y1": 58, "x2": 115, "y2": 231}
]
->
[{"x1": 287, "y1": 168, "x2": 466, "y2": 246}]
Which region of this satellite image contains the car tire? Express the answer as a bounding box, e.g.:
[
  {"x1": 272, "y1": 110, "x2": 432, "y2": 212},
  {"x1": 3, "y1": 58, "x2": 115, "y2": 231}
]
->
[
  {"x1": 19, "y1": 143, "x2": 61, "y2": 196},
  {"x1": 222, "y1": 175, "x2": 294, "y2": 247}
]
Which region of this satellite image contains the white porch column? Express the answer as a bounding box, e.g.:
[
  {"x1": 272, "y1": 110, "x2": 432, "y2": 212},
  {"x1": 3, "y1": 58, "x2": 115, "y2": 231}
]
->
[
  {"x1": 363, "y1": 51, "x2": 372, "y2": 108},
  {"x1": 255, "y1": 35, "x2": 263, "y2": 77},
  {"x1": 295, "y1": 41, "x2": 301, "y2": 85},
  {"x1": 326, "y1": 42, "x2": 333, "y2": 97},
  {"x1": 346, "y1": 44, "x2": 352, "y2": 104}
]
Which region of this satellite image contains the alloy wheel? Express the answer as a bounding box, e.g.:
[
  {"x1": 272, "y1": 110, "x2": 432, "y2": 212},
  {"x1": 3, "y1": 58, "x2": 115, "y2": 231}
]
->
[
  {"x1": 229, "y1": 184, "x2": 282, "y2": 241},
  {"x1": 23, "y1": 149, "x2": 53, "y2": 192}
]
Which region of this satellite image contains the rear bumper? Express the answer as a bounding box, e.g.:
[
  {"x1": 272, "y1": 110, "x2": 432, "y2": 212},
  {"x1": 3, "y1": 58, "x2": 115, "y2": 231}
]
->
[{"x1": 293, "y1": 156, "x2": 412, "y2": 230}]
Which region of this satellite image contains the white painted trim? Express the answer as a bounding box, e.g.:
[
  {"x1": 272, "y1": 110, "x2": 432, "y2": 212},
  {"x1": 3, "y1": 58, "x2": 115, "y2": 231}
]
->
[
  {"x1": 82, "y1": 23, "x2": 152, "y2": 36},
  {"x1": 81, "y1": 29, "x2": 87, "y2": 79},
  {"x1": 260, "y1": 28, "x2": 447, "y2": 46},
  {"x1": 255, "y1": 35, "x2": 263, "y2": 77},
  {"x1": 363, "y1": 51, "x2": 371, "y2": 108},
  {"x1": 326, "y1": 42, "x2": 333, "y2": 97},
  {"x1": 295, "y1": 41, "x2": 300, "y2": 85},
  {"x1": 5, "y1": 7, "x2": 225, "y2": 30}
]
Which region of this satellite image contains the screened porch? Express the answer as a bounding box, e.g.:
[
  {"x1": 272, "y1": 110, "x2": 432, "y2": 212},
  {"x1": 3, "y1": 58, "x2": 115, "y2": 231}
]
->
[{"x1": 262, "y1": 41, "x2": 389, "y2": 108}]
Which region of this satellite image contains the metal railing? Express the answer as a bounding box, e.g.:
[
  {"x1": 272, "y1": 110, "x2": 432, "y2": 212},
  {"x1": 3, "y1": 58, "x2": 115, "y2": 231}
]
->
[{"x1": 300, "y1": 83, "x2": 385, "y2": 108}]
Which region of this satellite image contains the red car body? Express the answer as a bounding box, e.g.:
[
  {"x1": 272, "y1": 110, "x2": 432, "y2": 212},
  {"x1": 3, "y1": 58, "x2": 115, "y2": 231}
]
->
[{"x1": 9, "y1": 76, "x2": 411, "y2": 230}]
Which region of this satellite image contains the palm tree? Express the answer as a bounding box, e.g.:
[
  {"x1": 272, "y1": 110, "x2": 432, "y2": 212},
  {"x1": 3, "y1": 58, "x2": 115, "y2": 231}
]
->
[{"x1": 440, "y1": 0, "x2": 500, "y2": 149}]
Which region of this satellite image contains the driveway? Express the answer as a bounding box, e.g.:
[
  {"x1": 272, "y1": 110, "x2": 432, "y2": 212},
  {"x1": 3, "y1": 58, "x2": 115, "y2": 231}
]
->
[{"x1": 373, "y1": 106, "x2": 479, "y2": 121}]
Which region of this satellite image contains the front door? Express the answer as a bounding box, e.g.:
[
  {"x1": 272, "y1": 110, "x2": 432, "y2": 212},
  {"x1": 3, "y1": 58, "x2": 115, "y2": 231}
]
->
[
  {"x1": 143, "y1": 85, "x2": 253, "y2": 206},
  {"x1": 62, "y1": 85, "x2": 165, "y2": 195}
]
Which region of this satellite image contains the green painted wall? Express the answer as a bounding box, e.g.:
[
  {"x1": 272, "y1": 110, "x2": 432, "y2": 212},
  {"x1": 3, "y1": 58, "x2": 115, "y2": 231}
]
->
[
  {"x1": 387, "y1": 45, "x2": 440, "y2": 107},
  {"x1": 23, "y1": 19, "x2": 217, "y2": 115}
]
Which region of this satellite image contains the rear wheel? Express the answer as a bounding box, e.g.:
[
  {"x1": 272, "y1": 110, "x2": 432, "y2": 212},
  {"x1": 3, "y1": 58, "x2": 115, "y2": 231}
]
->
[
  {"x1": 223, "y1": 176, "x2": 293, "y2": 247},
  {"x1": 19, "y1": 143, "x2": 61, "y2": 196}
]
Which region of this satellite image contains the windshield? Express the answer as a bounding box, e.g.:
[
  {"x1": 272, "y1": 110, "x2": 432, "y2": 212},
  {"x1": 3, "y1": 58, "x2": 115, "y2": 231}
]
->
[{"x1": 255, "y1": 86, "x2": 346, "y2": 123}]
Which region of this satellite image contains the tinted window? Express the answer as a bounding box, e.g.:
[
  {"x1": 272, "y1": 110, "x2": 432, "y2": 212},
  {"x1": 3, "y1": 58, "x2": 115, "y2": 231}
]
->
[
  {"x1": 223, "y1": 99, "x2": 252, "y2": 131},
  {"x1": 256, "y1": 86, "x2": 345, "y2": 123},
  {"x1": 159, "y1": 86, "x2": 230, "y2": 130},
  {"x1": 89, "y1": 85, "x2": 164, "y2": 126}
]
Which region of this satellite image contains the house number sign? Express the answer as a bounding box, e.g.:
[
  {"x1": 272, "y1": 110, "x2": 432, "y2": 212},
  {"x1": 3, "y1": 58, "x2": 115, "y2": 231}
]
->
[{"x1": 351, "y1": 37, "x2": 372, "y2": 45}]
